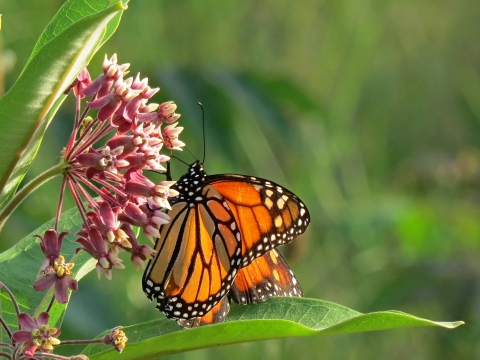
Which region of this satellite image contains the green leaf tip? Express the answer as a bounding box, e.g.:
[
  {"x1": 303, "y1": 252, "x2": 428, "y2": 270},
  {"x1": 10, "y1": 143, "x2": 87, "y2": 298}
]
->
[{"x1": 82, "y1": 297, "x2": 463, "y2": 359}]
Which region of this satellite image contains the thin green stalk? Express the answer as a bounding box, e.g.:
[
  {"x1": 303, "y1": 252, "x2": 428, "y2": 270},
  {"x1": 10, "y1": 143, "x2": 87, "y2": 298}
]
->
[{"x1": 0, "y1": 162, "x2": 66, "y2": 232}]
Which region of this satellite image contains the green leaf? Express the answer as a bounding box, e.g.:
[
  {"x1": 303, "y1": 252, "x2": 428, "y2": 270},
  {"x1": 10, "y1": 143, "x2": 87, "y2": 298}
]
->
[
  {"x1": 83, "y1": 297, "x2": 463, "y2": 359},
  {"x1": 0, "y1": 207, "x2": 94, "y2": 342},
  {"x1": 27, "y1": 0, "x2": 127, "y2": 66},
  {"x1": 0, "y1": 0, "x2": 127, "y2": 214}
]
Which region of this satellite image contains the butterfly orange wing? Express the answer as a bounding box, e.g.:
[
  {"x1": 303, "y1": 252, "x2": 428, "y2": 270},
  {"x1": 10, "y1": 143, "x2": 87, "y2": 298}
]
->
[
  {"x1": 231, "y1": 248, "x2": 302, "y2": 305},
  {"x1": 142, "y1": 189, "x2": 241, "y2": 320},
  {"x1": 206, "y1": 175, "x2": 310, "y2": 267}
]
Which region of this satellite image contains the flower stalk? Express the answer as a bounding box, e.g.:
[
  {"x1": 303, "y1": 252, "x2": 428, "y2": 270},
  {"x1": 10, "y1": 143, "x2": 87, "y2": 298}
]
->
[{"x1": 0, "y1": 162, "x2": 66, "y2": 232}]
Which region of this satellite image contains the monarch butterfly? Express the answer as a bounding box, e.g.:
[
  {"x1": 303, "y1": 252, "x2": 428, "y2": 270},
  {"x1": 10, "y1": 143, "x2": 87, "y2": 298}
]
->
[{"x1": 142, "y1": 161, "x2": 310, "y2": 326}]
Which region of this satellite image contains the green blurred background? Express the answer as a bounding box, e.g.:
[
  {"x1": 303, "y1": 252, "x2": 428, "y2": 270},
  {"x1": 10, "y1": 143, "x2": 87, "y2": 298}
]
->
[{"x1": 1, "y1": 0, "x2": 480, "y2": 358}]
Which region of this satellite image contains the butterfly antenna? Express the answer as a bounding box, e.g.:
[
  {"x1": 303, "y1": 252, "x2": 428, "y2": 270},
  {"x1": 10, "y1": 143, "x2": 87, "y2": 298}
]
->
[
  {"x1": 198, "y1": 102, "x2": 206, "y2": 165},
  {"x1": 170, "y1": 155, "x2": 190, "y2": 168},
  {"x1": 184, "y1": 146, "x2": 198, "y2": 162}
]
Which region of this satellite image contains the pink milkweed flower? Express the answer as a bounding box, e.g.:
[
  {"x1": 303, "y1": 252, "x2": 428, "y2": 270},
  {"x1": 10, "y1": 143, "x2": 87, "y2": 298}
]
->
[
  {"x1": 33, "y1": 255, "x2": 78, "y2": 303},
  {"x1": 120, "y1": 202, "x2": 170, "y2": 242},
  {"x1": 83, "y1": 53, "x2": 130, "y2": 98},
  {"x1": 88, "y1": 77, "x2": 140, "y2": 122},
  {"x1": 76, "y1": 228, "x2": 124, "y2": 280},
  {"x1": 123, "y1": 74, "x2": 160, "y2": 121},
  {"x1": 103, "y1": 326, "x2": 128, "y2": 353},
  {"x1": 76, "y1": 146, "x2": 130, "y2": 178},
  {"x1": 162, "y1": 123, "x2": 185, "y2": 150},
  {"x1": 125, "y1": 173, "x2": 178, "y2": 210},
  {"x1": 137, "y1": 101, "x2": 181, "y2": 128},
  {"x1": 12, "y1": 312, "x2": 61, "y2": 357},
  {"x1": 64, "y1": 68, "x2": 92, "y2": 98},
  {"x1": 87, "y1": 201, "x2": 131, "y2": 249},
  {"x1": 121, "y1": 224, "x2": 155, "y2": 270},
  {"x1": 35, "y1": 229, "x2": 69, "y2": 271}
]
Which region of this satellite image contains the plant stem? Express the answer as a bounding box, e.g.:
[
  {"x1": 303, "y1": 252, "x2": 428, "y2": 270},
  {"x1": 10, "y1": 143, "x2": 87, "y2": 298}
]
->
[
  {"x1": 0, "y1": 162, "x2": 66, "y2": 233},
  {"x1": 60, "y1": 338, "x2": 104, "y2": 346},
  {"x1": 0, "y1": 282, "x2": 20, "y2": 329}
]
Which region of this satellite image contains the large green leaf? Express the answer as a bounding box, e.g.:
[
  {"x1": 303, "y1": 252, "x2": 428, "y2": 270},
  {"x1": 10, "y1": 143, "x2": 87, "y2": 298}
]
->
[
  {"x1": 83, "y1": 297, "x2": 463, "y2": 359},
  {"x1": 0, "y1": 0, "x2": 127, "y2": 214},
  {"x1": 0, "y1": 207, "x2": 94, "y2": 343}
]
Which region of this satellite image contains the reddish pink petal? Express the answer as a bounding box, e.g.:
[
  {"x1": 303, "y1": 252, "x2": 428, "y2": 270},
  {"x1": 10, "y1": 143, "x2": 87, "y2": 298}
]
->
[
  {"x1": 83, "y1": 74, "x2": 105, "y2": 96},
  {"x1": 89, "y1": 228, "x2": 107, "y2": 254},
  {"x1": 99, "y1": 202, "x2": 115, "y2": 229},
  {"x1": 17, "y1": 313, "x2": 37, "y2": 330},
  {"x1": 123, "y1": 203, "x2": 148, "y2": 225},
  {"x1": 12, "y1": 330, "x2": 33, "y2": 343},
  {"x1": 137, "y1": 112, "x2": 158, "y2": 123},
  {"x1": 76, "y1": 153, "x2": 102, "y2": 167},
  {"x1": 97, "y1": 98, "x2": 122, "y2": 122},
  {"x1": 76, "y1": 237, "x2": 98, "y2": 257},
  {"x1": 67, "y1": 278, "x2": 78, "y2": 292},
  {"x1": 124, "y1": 182, "x2": 152, "y2": 197},
  {"x1": 37, "y1": 312, "x2": 50, "y2": 326},
  {"x1": 86, "y1": 167, "x2": 101, "y2": 179},
  {"x1": 33, "y1": 274, "x2": 57, "y2": 292},
  {"x1": 124, "y1": 97, "x2": 142, "y2": 121},
  {"x1": 54, "y1": 277, "x2": 70, "y2": 303}
]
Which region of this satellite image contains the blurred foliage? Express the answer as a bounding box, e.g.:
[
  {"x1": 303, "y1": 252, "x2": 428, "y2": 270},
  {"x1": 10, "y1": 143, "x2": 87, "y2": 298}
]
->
[{"x1": 1, "y1": 0, "x2": 480, "y2": 359}]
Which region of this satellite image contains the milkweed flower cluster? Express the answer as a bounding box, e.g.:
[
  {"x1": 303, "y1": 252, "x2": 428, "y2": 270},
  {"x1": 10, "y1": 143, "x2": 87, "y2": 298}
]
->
[
  {"x1": 4, "y1": 54, "x2": 185, "y2": 358},
  {"x1": 61, "y1": 54, "x2": 184, "y2": 281}
]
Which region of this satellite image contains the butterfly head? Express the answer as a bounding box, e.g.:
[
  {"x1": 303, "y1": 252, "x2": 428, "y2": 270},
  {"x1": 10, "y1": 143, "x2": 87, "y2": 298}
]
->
[{"x1": 170, "y1": 161, "x2": 207, "y2": 203}]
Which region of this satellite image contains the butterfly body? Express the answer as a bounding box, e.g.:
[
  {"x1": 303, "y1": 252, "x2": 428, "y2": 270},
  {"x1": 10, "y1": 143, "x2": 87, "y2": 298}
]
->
[{"x1": 143, "y1": 161, "x2": 310, "y2": 322}]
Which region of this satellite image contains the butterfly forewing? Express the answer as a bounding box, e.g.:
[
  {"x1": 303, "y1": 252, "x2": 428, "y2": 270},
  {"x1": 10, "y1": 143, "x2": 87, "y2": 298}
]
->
[{"x1": 207, "y1": 175, "x2": 310, "y2": 267}]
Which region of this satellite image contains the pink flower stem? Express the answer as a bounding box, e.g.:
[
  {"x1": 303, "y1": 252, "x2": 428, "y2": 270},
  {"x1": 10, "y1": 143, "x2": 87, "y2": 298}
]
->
[
  {"x1": 0, "y1": 282, "x2": 21, "y2": 328},
  {"x1": 104, "y1": 172, "x2": 123, "y2": 183},
  {"x1": 0, "y1": 351, "x2": 12, "y2": 359},
  {"x1": 72, "y1": 173, "x2": 118, "y2": 206},
  {"x1": 93, "y1": 177, "x2": 128, "y2": 199},
  {"x1": 65, "y1": 114, "x2": 99, "y2": 159},
  {"x1": 54, "y1": 176, "x2": 68, "y2": 231},
  {"x1": 66, "y1": 177, "x2": 89, "y2": 225},
  {"x1": 0, "y1": 163, "x2": 66, "y2": 233},
  {"x1": 68, "y1": 120, "x2": 111, "y2": 159}
]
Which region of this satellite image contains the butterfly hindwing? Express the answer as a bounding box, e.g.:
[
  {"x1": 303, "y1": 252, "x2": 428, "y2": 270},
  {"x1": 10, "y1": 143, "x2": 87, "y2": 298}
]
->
[
  {"x1": 230, "y1": 249, "x2": 303, "y2": 305},
  {"x1": 177, "y1": 296, "x2": 231, "y2": 328}
]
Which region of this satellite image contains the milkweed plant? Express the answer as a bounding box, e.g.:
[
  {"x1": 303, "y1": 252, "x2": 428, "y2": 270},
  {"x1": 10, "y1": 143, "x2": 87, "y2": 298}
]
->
[{"x1": 0, "y1": 1, "x2": 464, "y2": 359}]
